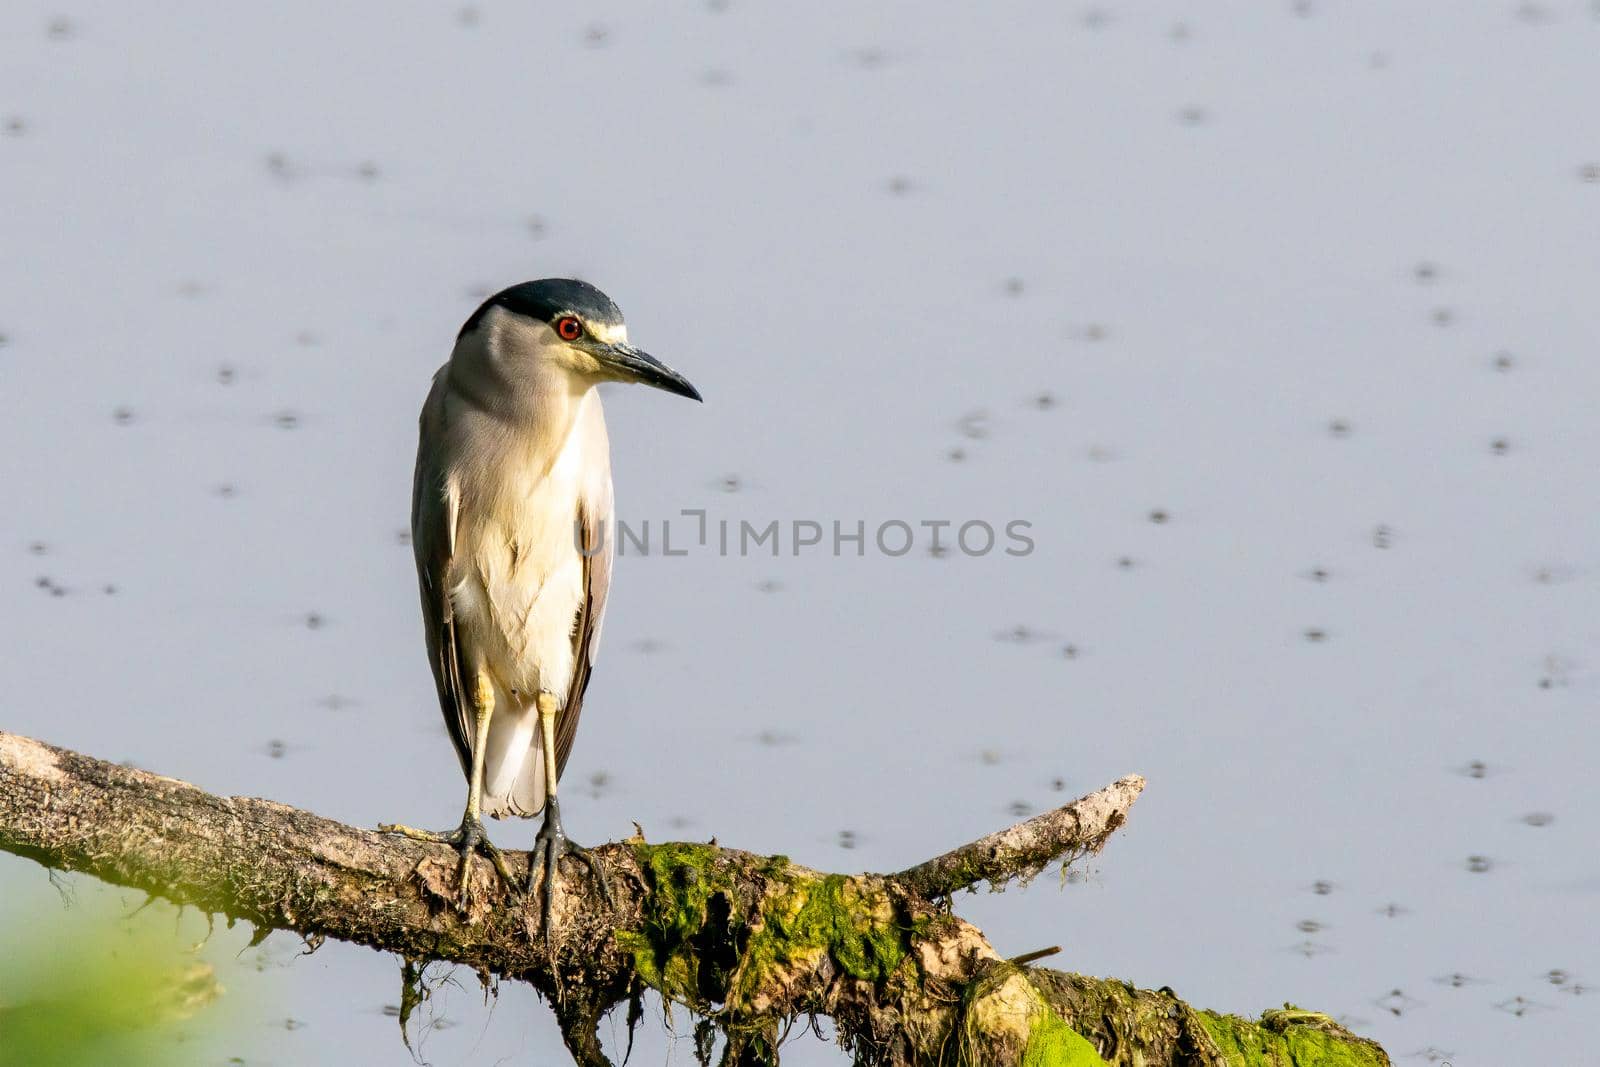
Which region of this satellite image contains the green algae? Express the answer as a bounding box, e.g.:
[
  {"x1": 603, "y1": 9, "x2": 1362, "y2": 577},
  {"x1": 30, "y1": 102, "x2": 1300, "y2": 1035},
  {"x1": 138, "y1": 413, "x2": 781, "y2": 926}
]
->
[
  {"x1": 613, "y1": 846, "x2": 1384, "y2": 1067},
  {"x1": 1022, "y1": 1006, "x2": 1110, "y2": 1067},
  {"x1": 616, "y1": 843, "x2": 925, "y2": 1016},
  {"x1": 951, "y1": 962, "x2": 1109, "y2": 1067},
  {"x1": 1199, "y1": 1007, "x2": 1390, "y2": 1067}
]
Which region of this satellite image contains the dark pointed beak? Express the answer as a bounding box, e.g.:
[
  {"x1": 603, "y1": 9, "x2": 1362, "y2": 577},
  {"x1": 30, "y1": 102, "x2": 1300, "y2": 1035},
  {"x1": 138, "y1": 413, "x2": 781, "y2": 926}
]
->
[{"x1": 595, "y1": 342, "x2": 702, "y2": 402}]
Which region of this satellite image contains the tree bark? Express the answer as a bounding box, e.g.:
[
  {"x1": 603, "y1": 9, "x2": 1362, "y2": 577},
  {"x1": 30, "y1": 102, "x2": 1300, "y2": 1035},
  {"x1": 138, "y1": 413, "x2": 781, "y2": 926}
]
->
[{"x1": 0, "y1": 731, "x2": 1388, "y2": 1066}]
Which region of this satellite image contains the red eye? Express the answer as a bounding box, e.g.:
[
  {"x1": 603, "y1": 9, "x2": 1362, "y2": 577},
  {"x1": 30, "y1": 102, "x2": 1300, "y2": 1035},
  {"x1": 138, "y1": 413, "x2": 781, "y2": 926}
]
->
[{"x1": 556, "y1": 316, "x2": 583, "y2": 341}]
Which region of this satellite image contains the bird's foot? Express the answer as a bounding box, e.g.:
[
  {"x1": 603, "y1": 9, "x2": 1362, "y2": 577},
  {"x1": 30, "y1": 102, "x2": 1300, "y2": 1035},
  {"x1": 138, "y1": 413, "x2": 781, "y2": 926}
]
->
[
  {"x1": 379, "y1": 815, "x2": 519, "y2": 908},
  {"x1": 528, "y1": 797, "x2": 612, "y2": 940}
]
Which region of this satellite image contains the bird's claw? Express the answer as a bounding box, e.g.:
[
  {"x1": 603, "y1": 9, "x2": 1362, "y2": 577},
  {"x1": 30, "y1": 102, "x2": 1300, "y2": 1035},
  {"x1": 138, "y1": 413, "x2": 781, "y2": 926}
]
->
[
  {"x1": 379, "y1": 816, "x2": 520, "y2": 908},
  {"x1": 528, "y1": 798, "x2": 612, "y2": 939}
]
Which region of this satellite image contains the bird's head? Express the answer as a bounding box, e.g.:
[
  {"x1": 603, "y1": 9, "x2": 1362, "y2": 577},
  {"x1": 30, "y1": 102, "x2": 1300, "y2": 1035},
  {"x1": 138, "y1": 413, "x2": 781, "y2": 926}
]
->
[{"x1": 457, "y1": 278, "x2": 701, "y2": 401}]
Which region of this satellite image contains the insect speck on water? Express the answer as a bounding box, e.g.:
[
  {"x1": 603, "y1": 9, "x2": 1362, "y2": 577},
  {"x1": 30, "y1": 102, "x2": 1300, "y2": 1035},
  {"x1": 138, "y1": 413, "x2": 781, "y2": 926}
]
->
[
  {"x1": 1375, "y1": 988, "x2": 1420, "y2": 1017},
  {"x1": 1494, "y1": 995, "x2": 1540, "y2": 1017}
]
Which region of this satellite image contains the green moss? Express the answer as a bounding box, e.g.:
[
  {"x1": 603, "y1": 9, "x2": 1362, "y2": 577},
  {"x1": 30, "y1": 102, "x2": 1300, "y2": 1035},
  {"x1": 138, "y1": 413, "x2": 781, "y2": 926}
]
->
[
  {"x1": 743, "y1": 873, "x2": 906, "y2": 988},
  {"x1": 949, "y1": 965, "x2": 1108, "y2": 1067},
  {"x1": 1199, "y1": 1008, "x2": 1389, "y2": 1067},
  {"x1": 615, "y1": 842, "x2": 727, "y2": 1004},
  {"x1": 617, "y1": 845, "x2": 924, "y2": 1015},
  {"x1": 1022, "y1": 1006, "x2": 1109, "y2": 1067}
]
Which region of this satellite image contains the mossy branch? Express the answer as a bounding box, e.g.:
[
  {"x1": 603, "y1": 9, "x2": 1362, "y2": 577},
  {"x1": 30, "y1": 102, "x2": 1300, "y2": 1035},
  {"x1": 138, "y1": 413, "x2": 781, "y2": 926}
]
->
[{"x1": 0, "y1": 731, "x2": 1388, "y2": 1066}]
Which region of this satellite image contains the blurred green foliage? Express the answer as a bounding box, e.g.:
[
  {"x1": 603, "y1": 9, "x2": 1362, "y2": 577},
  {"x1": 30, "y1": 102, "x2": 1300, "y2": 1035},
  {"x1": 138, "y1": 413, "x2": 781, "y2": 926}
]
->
[{"x1": 0, "y1": 892, "x2": 228, "y2": 1067}]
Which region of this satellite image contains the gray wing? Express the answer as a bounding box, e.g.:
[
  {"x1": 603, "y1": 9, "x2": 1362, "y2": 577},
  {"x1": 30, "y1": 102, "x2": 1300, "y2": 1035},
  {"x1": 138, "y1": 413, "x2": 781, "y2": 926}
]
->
[
  {"x1": 413, "y1": 368, "x2": 473, "y2": 779},
  {"x1": 554, "y1": 487, "x2": 613, "y2": 780}
]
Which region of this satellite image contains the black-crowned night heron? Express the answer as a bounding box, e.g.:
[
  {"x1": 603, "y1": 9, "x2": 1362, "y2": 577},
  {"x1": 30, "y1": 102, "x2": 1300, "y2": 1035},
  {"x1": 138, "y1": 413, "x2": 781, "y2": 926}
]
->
[{"x1": 382, "y1": 279, "x2": 700, "y2": 927}]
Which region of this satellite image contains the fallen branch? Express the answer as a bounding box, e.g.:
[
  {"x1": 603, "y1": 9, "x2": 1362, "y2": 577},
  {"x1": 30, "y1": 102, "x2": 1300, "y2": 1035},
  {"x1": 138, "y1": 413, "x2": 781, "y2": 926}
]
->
[
  {"x1": 891, "y1": 774, "x2": 1145, "y2": 899},
  {"x1": 0, "y1": 731, "x2": 1389, "y2": 1066}
]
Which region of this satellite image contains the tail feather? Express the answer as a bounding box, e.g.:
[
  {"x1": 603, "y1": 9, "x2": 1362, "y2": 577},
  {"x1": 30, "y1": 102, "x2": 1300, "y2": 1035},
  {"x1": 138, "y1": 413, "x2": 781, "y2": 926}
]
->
[{"x1": 480, "y1": 702, "x2": 546, "y2": 819}]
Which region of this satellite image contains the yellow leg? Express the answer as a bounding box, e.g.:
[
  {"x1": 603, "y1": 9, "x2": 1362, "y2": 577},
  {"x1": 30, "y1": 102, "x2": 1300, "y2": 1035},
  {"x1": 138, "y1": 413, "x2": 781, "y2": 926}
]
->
[
  {"x1": 466, "y1": 673, "x2": 495, "y2": 821},
  {"x1": 538, "y1": 691, "x2": 560, "y2": 807},
  {"x1": 380, "y1": 670, "x2": 516, "y2": 906},
  {"x1": 528, "y1": 691, "x2": 611, "y2": 936}
]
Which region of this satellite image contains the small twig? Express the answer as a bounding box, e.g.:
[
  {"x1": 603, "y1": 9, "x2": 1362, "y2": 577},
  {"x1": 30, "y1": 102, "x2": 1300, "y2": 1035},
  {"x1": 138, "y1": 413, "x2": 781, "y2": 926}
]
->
[
  {"x1": 1007, "y1": 946, "x2": 1062, "y2": 967},
  {"x1": 890, "y1": 775, "x2": 1145, "y2": 899}
]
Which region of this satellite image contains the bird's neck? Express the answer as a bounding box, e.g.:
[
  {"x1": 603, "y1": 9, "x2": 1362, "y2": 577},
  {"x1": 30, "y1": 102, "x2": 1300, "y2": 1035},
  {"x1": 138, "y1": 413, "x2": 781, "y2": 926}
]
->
[{"x1": 447, "y1": 326, "x2": 596, "y2": 446}]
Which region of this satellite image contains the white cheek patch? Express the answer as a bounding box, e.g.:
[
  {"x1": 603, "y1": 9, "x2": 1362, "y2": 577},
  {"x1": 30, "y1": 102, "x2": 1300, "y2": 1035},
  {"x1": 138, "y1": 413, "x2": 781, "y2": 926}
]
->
[{"x1": 589, "y1": 322, "x2": 628, "y2": 346}]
